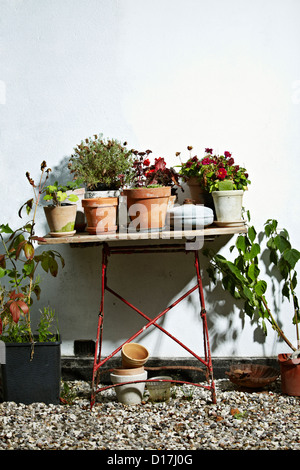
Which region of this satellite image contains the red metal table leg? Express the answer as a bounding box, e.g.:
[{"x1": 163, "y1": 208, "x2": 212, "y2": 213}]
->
[{"x1": 91, "y1": 243, "x2": 216, "y2": 408}]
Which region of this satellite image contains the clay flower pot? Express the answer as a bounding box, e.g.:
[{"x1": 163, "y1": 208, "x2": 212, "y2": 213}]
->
[
  {"x1": 122, "y1": 186, "x2": 171, "y2": 232},
  {"x1": 44, "y1": 204, "x2": 77, "y2": 237},
  {"x1": 187, "y1": 177, "x2": 206, "y2": 204},
  {"x1": 82, "y1": 197, "x2": 118, "y2": 235},
  {"x1": 278, "y1": 353, "x2": 300, "y2": 396},
  {"x1": 121, "y1": 342, "x2": 149, "y2": 368}
]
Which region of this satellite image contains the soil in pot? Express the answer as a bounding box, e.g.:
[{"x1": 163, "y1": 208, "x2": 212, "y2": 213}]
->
[
  {"x1": 122, "y1": 187, "x2": 171, "y2": 232},
  {"x1": 44, "y1": 204, "x2": 77, "y2": 237},
  {"x1": 82, "y1": 197, "x2": 118, "y2": 235},
  {"x1": 278, "y1": 353, "x2": 300, "y2": 396}
]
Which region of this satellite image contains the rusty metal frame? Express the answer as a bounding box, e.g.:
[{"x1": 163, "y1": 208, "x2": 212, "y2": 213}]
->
[{"x1": 90, "y1": 242, "x2": 216, "y2": 408}]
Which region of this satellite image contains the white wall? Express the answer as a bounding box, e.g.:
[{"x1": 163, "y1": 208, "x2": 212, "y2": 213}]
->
[{"x1": 1, "y1": 0, "x2": 299, "y2": 359}]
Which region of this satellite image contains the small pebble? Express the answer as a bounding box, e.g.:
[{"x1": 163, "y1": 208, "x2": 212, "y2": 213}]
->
[{"x1": 0, "y1": 378, "x2": 299, "y2": 450}]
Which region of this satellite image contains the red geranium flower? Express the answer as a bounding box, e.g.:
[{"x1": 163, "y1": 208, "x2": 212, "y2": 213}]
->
[
  {"x1": 205, "y1": 148, "x2": 213, "y2": 154},
  {"x1": 143, "y1": 158, "x2": 150, "y2": 166},
  {"x1": 217, "y1": 168, "x2": 227, "y2": 180},
  {"x1": 224, "y1": 151, "x2": 232, "y2": 158}
]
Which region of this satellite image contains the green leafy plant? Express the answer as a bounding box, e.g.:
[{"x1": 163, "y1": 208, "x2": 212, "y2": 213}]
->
[
  {"x1": 43, "y1": 180, "x2": 80, "y2": 206},
  {"x1": 177, "y1": 146, "x2": 250, "y2": 192},
  {"x1": 36, "y1": 306, "x2": 59, "y2": 342},
  {"x1": 60, "y1": 381, "x2": 77, "y2": 405},
  {"x1": 204, "y1": 213, "x2": 300, "y2": 353},
  {"x1": 0, "y1": 162, "x2": 65, "y2": 344},
  {"x1": 68, "y1": 133, "x2": 134, "y2": 190}
]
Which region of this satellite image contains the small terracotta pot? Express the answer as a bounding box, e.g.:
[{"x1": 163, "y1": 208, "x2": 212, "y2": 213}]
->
[
  {"x1": 44, "y1": 204, "x2": 77, "y2": 237},
  {"x1": 122, "y1": 187, "x2": 171, "y2": 231},
  {"x1": 82, "y1": 197, "x2": 118, "y2": 235},
  {"x1": 121, "y1": 343, "x2": 149, "y2": 368},
  {"x1": 278, "y1": 353, "x2": 300, "y2": 396}
]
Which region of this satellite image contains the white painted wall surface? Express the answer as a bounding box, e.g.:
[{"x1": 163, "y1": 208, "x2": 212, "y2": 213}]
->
[{"x1": 0, "y1": 0, "x2": 299, "y2": 359}]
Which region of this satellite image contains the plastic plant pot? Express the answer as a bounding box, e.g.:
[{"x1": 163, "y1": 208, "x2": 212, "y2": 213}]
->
[{"x1": 146, "y1": 376, "x2": 173, "y2": 402}]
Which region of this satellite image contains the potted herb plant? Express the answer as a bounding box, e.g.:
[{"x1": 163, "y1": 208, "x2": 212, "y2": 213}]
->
[
  {"x1": 43, "y1": 178, "x2": 80, "y2": 237},
  {"x1": 122, "y1": 150, "x2": 182, "y2": 232},
  {"x1": 204, "y1": 213, "x2": 300, "y2": 396},
  {"x1": 68, "y1": 133, "x2": 134, "y2": 234},
  {"x1": 177, "y1": 147, "x2": 250, "y2": 223},
  {"x1": 0, "y1": 162, "x2": 66, "y2": 404}
]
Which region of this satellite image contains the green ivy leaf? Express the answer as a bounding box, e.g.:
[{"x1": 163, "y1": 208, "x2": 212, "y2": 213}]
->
[
  {"x1": 248, "y1": 263, "x2": 260, "y2": 281},
  {"x1": 23, "y1": 260, "x2": 35, "y2": 276},
  {"x1": 248, "y1": 226, "x2": 256, "y2": 243},
  {"x1": 0, "y1": 223, "x2": 13, "y2": 234},
  {"x1": 0, "y1": 267, "x2": 6, "y2": 277},
  {"x1": 236, "y1": 235, "x2": 247, "y2": 253},
  {"x1": 282, "y1": 248, "x2": 300, "y2": 269},
  {"x1": 254, "y1": 280, "x2": 267, "y2": 296},
  {"x1": 274, "y1": 234, "x2": 291, "y2": 253},
  {"x1": 245, "y1": 243, "x2": 260, "y2": 261}
]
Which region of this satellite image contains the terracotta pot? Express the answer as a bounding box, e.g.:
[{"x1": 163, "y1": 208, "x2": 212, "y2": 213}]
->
[
  {"x1": 82, "y1": 197, "x2": 118, "y2": 235},
  {"x1": 122, "y1": 186, "x2": 171, "y2": 232},
  {"x1": 112, "y1": 366, "x2": 145, "y2": 375},
  {"x1": 44, "y1": 204, "x2": 77, "y2": 237},
  {"x1": 187, "y1": 177, "x2": 206, "y2": 204},
  {"x1": 278, "y1": 353, "x2": 300, "y2": 396},
  {"x1": 121, "y1": 342, "x2": 149, "y2": 368}
]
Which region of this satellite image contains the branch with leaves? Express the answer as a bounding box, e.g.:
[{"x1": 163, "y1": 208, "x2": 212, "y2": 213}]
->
[
  {"x1": 204, "y1": 213, "x2": 300, "y2": 353},
  {"x1": 0, "y1": 162, "x2": 65, "y2": 343}
]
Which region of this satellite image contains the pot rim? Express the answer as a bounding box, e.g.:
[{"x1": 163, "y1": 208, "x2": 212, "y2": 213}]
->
[
  {"x1": 278, "y1": 353, "x2": 300, "y2": 365},
  {"x1": 212, "y1": 190, "x2": 244, "y2": 196},
  {"x1": 82, "y1": 197, "x2": 119, "y2": 206}
]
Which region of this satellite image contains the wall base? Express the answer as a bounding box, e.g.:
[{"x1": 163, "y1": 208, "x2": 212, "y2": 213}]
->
[{"x1": 61, "y1": 356, "x2": 279, "y2": 384}]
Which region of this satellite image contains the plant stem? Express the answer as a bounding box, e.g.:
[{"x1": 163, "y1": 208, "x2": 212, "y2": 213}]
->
[{"x1": 261, "y1": 295, "x2": 296, "y2": 352}]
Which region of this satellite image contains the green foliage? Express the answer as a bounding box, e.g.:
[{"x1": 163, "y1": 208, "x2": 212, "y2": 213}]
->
[
  {"x1": 36, "y1": 306, "x2": 59, "y2": 342},
  {"x1": 43, "y1": 180, "x2": 80, "y2": 207},
  {"x1": 0, "y1": 162, "x2": 65, "y2": 343},
  {"x1": 60, "y1": 381, "x2": 77, "y2": 405},
  {"x1": 204, "y1": 213, "x2": 300, "y2": 352},
  {"x1": 68, "y1": 133, "x2": 134, "y2": 190}
]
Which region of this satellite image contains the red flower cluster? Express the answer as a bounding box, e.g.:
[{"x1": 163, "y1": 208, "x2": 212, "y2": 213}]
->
[
  {"x1": 178, "y1": 146, "x2": 250, "y2": 192},
  {"x1": 130, "y1": 151, "x2": 181, "y2": 189}
]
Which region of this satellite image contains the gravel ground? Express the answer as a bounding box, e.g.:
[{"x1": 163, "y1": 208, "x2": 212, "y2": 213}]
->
[{"x1": 0, "y1": 378, "x2": 299, "y2": 451}]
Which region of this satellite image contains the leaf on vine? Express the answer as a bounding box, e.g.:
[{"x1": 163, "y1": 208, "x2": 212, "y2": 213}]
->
[
  {"x1": 24, "y1": 242, "x2": 34, "y2": 260},
  {"x1": 282, "y1": 248, "x2": 300, "y2": 269},
  {"x1": 254, "y1": 280, "x2": 267, "y2": 296}
]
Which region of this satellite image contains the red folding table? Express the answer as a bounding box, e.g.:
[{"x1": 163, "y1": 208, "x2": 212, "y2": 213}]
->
[{"x1": 90, "y1": 241, "x2": 217, "y2": 408}]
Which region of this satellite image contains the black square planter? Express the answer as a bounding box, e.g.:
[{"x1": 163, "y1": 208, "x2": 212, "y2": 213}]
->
[{"x1": 1, "y1": 339, "x2": 61, "y2": 405}]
